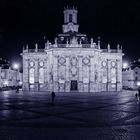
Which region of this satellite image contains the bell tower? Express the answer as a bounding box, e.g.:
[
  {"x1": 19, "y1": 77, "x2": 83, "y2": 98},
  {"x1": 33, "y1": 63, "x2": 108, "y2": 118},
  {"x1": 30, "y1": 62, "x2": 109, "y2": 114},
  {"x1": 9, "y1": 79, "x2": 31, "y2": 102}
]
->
[{"x1": 62, "y1": 7, "x2": 79, "y2": 33}]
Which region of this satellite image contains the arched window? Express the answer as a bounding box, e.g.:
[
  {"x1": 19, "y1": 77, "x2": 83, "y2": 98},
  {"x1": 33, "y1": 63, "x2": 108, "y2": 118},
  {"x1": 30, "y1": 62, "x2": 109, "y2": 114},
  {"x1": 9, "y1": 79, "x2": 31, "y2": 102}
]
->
[
  {"x1": 29, "y1": 68, "x2": 35, "y2": 84},
  {"x1": 69, "y1": 14, "x2": 73, "y2": 22},
  {"x1": 39, "y1": 68, "x2": 44, "y2": 84}
]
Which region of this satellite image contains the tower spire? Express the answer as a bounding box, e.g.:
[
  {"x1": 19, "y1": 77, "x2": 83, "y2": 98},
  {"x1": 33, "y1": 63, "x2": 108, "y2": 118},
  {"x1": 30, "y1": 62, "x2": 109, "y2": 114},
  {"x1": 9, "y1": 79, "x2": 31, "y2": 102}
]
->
[{"x1": 62, "y1": 7, "x2": 79, "y2": 33}]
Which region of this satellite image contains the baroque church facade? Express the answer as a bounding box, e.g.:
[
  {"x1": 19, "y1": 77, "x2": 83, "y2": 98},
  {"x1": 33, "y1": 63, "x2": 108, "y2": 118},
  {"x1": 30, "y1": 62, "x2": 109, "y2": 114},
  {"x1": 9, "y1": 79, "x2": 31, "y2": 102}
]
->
[{"x1": 21, "y1": 7, "x2": 123, "y2": 92}]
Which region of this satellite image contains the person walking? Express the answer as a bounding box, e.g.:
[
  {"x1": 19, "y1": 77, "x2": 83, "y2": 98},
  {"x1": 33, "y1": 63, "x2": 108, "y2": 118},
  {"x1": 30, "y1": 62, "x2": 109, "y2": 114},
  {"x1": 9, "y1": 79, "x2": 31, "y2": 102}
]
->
[
  {"x1": 51, "y1": 91, "x2": 55, "y2": 104},
  {"x1": 16, "y1": 86, "x2": 19, "y2": 93},
  {"x1": 136, "y1": 90, "x2": 140, "y2": 102},
  {"x1": 137, "y1": 90, "x2": 140, "y2": 101}
]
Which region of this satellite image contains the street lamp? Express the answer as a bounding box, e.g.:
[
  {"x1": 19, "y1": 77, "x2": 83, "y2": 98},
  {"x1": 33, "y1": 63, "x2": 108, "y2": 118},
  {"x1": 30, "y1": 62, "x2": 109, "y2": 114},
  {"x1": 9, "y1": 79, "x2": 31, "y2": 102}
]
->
[
  {"x1": 137, "y1": 82, "x2": 140, "y2": 86},
  {"x1": 4, "y1": 81, "x2": 8, "y2": 87},
  {"x1": 13, "y1": 63, "x2": 19, "y2": 70},
  {"x1": 13, "y1": 63, "x2": 20, "y2": 87},
  {"x1": 123, "y1": 62, "x2": 128, "y2": 69}
]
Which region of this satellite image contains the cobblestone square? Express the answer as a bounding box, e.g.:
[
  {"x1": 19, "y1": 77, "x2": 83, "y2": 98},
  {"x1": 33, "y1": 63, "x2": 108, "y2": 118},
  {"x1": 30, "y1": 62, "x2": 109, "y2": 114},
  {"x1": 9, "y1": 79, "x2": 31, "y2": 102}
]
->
[{"x1": 0, "y1": 90, "x2": 140, "y2": 140}]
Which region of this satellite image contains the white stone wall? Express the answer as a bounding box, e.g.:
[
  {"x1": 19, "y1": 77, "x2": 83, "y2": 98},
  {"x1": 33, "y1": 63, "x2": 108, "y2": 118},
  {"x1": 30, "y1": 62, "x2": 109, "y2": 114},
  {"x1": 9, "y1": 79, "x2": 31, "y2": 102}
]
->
[{"x1": 21, "y1": 47, "x2": 123, "y2": 92}]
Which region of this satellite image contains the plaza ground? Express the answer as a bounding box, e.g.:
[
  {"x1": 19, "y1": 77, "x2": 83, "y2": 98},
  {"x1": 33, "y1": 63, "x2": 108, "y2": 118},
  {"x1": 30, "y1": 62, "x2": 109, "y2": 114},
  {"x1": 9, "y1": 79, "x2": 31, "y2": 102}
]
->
[{"x1": 0, "y1": 90, "x2": 140, "y2": 140}]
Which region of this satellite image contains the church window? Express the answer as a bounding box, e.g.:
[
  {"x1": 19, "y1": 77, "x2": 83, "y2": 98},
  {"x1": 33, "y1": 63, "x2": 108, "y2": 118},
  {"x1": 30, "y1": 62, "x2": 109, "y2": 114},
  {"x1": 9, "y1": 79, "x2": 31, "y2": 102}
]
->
[
  {"x1": 111, "y1": 68, "x2": 116, "y2": 83},
  {"x1": 39, "y1": 68, "x2": 44, "y2": 84},
  {"x1": 29, "y1": 68, "x2": 35, "y2": 84},
  {"x1": 69, "y1": 14, "x2": 73, "y2": 22},
  {"x1": 102, "y1": 70, "x2": 107, "y2": 83}
]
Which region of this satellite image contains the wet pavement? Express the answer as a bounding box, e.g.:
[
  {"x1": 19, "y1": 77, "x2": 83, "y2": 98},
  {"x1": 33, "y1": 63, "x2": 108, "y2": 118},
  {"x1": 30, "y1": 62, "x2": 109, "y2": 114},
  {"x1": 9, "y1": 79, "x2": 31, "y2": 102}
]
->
[{"x1": 0, "y1": 90, "x2": 140, "y2": 140}]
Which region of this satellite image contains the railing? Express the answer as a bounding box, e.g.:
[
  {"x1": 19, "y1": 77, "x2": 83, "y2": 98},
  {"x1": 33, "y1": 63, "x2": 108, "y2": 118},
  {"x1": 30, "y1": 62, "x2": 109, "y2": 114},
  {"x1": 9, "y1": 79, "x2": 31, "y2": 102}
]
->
[
  {"x1": 24, "y1": 49, "x2": 45, "y2": 53},
  {"x1": 102, "y1": 49, "x2": 122, "y2": 53},
  {"x1": 58, "y1": 44, "x2": 91, "y2": 48},
  {"x1": 23, "y1": 45, "x2": 122, "y2": 53}
]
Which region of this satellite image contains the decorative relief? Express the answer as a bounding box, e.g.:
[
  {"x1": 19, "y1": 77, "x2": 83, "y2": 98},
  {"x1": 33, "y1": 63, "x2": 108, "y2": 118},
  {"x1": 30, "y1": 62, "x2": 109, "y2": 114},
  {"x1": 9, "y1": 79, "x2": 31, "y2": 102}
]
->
[
  {"x1": 39, "y1": 61, "x2": 44, "y2": 67},
  {"x1": 30, "y1": 61, "x2": 34, "y2": 67},
  {"x1": 70, "y1": 57, "x2": 77, "y2": 66},
  {"x1": 58, "y1": 57, "x2": 66, "y2": 65},
  {"x1": 102, "y1": 61, "x2": 107, "y2": 67},
  {"x1": 82, "y1": 57, "x2": 90, "y2": 65},
  {"x1": 111, "y1": 61, "x2": 116, "y2": 68},
  {"x1": 71, "y1": 67, "x2": 77, "y2": 76}
]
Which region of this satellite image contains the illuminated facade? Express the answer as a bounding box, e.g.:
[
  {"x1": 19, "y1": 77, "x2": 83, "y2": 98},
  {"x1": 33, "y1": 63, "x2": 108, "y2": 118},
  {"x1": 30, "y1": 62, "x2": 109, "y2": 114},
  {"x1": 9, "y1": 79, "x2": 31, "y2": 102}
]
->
[
  {"x1": 123, "y1": 61, "x2": 140, "y2": 90},
  {"x1": 21, "y1": 7, "x2": 123, "y2": 92},
  {"x1": 0, "y1": 67, "x2": 22, "y2": 88}
]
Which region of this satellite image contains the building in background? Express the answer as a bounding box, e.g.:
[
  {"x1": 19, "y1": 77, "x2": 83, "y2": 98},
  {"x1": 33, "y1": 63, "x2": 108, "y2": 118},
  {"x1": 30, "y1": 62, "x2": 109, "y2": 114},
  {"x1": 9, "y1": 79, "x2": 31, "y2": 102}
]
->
[
  {"x1": 0, "y1": 66, "x2": 1, "y2": 88},
  {"x1": 1, "y1": 68, "x2": 22, "y2": 88},
  {"x1": 123, "y1": 60, "x2": 140, "y2": 90},
  {"x1": 0, "y1": 58, "x2": 22, "y2": 89},
  {"x1": 21, "y1": 7, "x2": 123, "y2": 92}
]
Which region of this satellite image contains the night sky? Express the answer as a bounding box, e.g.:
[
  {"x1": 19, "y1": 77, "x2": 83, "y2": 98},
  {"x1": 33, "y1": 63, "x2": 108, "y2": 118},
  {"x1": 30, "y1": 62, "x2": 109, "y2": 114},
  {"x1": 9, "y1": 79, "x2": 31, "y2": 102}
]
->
[{"x1": 0, "y1": 0, "x2": 140, "y2": 65}]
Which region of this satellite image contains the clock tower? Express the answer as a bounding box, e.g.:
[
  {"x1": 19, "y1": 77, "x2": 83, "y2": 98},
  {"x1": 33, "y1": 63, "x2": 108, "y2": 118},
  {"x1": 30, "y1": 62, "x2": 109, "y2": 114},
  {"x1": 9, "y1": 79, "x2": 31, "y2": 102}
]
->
[{"x1": 62, "y1": 7, "x2": 79, "y2": 33}]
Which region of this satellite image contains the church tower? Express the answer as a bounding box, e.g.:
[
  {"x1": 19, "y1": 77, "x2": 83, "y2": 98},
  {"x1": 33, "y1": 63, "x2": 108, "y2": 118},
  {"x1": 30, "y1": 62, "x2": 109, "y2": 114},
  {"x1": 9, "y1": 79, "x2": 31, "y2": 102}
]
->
[{"x1": 62, "y1": 7, "x2": 79, "y2": 33}]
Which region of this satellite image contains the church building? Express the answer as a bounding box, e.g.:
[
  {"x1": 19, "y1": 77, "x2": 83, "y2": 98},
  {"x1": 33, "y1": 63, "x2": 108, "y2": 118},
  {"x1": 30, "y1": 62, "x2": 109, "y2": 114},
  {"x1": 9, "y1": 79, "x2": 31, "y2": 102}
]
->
[{"x1": 21, "y1": 7, "x2": 123, "y2": 92}]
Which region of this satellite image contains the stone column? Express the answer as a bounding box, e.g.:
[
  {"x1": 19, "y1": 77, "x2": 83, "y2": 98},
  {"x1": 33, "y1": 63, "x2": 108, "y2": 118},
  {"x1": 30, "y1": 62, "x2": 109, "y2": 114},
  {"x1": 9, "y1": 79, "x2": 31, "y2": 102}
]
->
[
  {"x1": 44, "y1": 58, "x2": 48, "y2": 91},
  {"x1": 46, "y1": 55, "x2": 51, "y2": 91},
  {"x1": 65, "y1": 56, "x2": 70, "y2": 92},
  {"x1": 89, "y1": 56, "x2": 94, "y2": 92},
  {"x1": 94, "y1": 52, "x2": 100, "y2": 92},
  {"x1": 107, "y1": 59, "x2": 111, "y2": 91},
  {"x1": 98, "y1": 57, "x2": 102, "y2": 92},
  {"x1": 78, "y1": 55, "x2": 83, "y2": 92},
  {"x1": 53, "y1": 55, "x2": 59, "y2": 92},
  {"x1": 116, "y1": 59, "x2": 122, "y2": 91},
  {"x1": 34, "y1": 59, "x2": 39, "y2": 91},
  {"x1": 23, "y1": 58, "x2": 29, "y2": 91}
]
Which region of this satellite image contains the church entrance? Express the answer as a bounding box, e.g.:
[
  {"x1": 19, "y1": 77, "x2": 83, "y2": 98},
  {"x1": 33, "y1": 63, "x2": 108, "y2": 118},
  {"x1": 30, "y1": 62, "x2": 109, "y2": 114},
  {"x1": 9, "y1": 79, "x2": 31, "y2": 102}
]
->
[{"x1": 70, "y1": 80, "x2": 78, "y2": 91}]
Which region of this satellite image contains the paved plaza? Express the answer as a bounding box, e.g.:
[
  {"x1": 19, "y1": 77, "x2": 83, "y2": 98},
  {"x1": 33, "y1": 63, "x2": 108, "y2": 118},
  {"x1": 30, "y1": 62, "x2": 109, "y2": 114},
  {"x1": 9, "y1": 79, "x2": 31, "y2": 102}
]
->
[{"x1": 0, "y1": 90, "x2": 140, "y2": 140}]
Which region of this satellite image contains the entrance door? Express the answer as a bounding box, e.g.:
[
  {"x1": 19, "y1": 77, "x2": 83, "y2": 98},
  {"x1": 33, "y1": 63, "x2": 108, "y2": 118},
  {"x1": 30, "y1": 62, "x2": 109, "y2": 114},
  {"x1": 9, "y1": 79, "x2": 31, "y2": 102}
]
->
[{"x1": 70, "y1": 80, "x2": 78, "y2": 91}]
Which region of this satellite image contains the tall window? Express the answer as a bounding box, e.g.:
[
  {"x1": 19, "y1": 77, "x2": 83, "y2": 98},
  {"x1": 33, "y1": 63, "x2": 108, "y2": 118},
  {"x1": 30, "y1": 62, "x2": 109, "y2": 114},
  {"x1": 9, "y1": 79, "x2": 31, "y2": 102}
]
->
[
  {"x1": 102, "y1": 70, "x2": 107, "y2": 83},
  {"x1": 39, "y1": 68, "x2": 44, "y2": 84},
  {"x1": 111, "y1": 68, "x2": 116, "y2": 83},
  {"x1": 29, "y1": 68, "x2": 35, "y2": 84},
  {"x1": 69, "y1": 14, "x2": 72, "y2": 22}
]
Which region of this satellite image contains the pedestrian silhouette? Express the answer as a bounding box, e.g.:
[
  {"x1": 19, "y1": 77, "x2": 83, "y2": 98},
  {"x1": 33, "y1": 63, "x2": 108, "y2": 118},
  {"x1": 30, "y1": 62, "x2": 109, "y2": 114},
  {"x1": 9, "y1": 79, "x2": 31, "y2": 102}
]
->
[
  {"x1": 136, "y1": 91, "x2": 140, "y2": 102},
  {"x1": 135, "y1": 92, "x2": 138, "y2": 98},
  {"x1": 51, "y1": 91, "x2": 55, "y2": 104},
  {"x1": 16, "y1": 86, "x2": 19, "y2": 93}
]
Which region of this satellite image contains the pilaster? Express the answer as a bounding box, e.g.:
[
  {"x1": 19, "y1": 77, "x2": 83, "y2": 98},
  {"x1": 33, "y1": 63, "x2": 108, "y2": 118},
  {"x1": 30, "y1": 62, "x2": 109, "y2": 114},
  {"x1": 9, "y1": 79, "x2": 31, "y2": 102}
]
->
[
  {"x1": 65, "y1": 56, "x2": 70, "y2": 92},
  {"x1": 34, "y1": 59, "x2": 39, "y2": 91},
  {"x1": 53, "y1": 55, "x2": 59, "y2": 92},
  {"x1": 78, "y1": 55, "x2": 83, "y2": 92}
]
